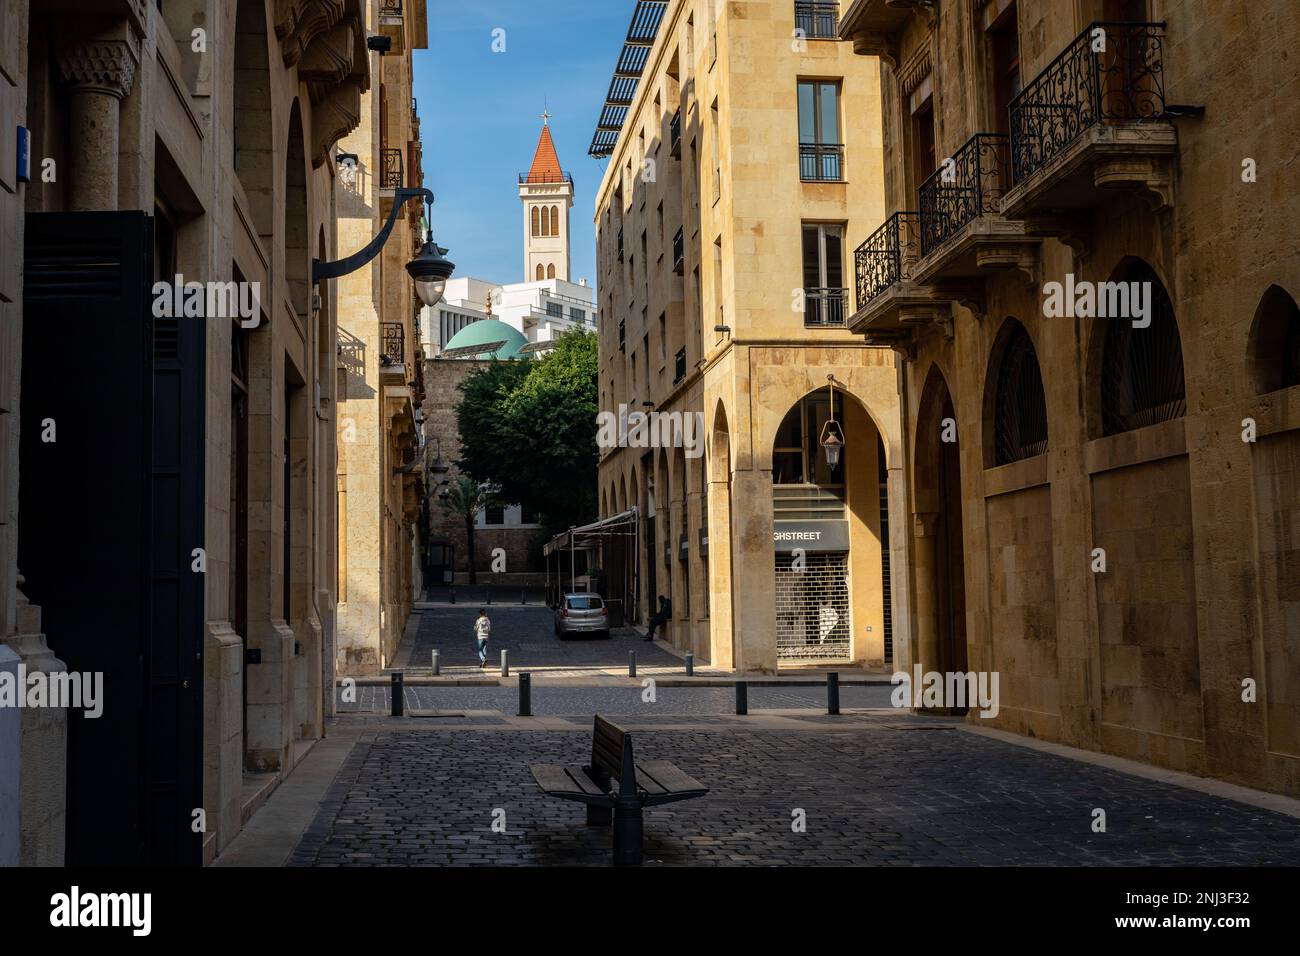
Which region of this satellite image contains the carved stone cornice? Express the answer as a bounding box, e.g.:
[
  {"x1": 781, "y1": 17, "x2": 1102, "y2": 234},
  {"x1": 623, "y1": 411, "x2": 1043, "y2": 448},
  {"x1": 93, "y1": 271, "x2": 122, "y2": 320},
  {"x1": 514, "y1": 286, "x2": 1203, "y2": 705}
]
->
[
  {"x1": 276, "y1": 0, "x2": 348, "y2": 68},
  {"x1": 57, "y1": 40, "x2": 138, "y2": 100},
  {"x1": 311, "y1": 77, "x2": 366, "y2": 168}
]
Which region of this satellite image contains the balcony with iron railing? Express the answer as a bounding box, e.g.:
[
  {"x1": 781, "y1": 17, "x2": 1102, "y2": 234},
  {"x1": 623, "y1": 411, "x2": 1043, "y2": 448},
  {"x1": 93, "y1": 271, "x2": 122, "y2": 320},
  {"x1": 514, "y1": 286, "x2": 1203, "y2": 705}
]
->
[
  {"x1": 380, "y1": 147, "x2": 403, "y2": 190},
  {"x1": 794, "y1": 1, "x2": 839, "y2": 39},
  {"x1": 803, "y1": 287, "x2": 848, "y2": 328},
  {"x1": 1002, "y1": 21, "x2": 1179, "y2": 220},
  {"x1": 799, "y1": 142, "x2": 843, "y2": 182},
  {"x1": 846, "y1": 211, "x2": 948, "y2": 347},
  {"x1": 853, "y1": 211, "x2": 921, "y2": 309}
]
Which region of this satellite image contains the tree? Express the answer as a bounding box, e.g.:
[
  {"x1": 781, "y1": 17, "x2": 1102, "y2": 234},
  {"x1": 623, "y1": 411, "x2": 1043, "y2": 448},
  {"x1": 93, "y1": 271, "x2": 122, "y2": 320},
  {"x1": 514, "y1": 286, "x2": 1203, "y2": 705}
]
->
[
  {"x1": 437, "y1": 476, "x2": 499, "y2": 585},
  {"x1": 456, "y1": 330, "x2": 598, "y2": 533}
]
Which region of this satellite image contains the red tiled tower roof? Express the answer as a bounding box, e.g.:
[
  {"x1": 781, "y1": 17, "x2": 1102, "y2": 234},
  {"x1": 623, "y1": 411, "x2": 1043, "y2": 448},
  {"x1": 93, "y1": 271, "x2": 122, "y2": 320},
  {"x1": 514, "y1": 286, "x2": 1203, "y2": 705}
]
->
[{"x1": 526, "y1": 123, "x2": 567, "y2": 184}]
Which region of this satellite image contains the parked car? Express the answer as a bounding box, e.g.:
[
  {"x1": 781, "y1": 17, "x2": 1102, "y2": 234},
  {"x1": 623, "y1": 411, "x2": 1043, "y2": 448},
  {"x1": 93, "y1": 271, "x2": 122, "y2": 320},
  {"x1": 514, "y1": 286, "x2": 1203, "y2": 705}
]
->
[{"x1": 555, "y1": 593, "x2": 610, "y2": 639}]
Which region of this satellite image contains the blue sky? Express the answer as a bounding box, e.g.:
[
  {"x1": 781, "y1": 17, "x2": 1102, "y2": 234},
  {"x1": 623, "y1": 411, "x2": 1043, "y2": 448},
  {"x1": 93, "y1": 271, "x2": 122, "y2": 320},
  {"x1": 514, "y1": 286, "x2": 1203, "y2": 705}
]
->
[{"x1": 413, "y1": 1, "x2": 632, "y2": 290}]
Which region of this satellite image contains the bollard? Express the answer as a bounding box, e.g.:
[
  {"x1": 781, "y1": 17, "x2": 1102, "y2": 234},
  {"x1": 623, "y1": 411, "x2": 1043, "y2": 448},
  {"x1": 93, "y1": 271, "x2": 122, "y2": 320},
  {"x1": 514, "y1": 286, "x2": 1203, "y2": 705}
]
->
[
  {"x1": 736, "y1": 680, "x2": 748, "y2": 715},
  {"x1": 391, "y1": 671, "x2": 404, "y2": 717},
  {"x1": 521, "y1": 589, "x2": 527, "y2": 605},
  {"x1": 685, "y1": 651, "x2": 694, "y2": 677},
  {"x1": 486, "y1": 588, "x2": 492, "y2": 605},
  {"x1": 450, "y1": 587, "x2": 456, "y2": 604},
  {"x1": 827, "y1": 671, "x2": 840, "y2": 715},
  {"x1": 518, "y1": 672, "x2": 531, "y2": 717},
  {"x1": 628, "y1": 650, "x2": 637, "y2": 678},
  {"x1": 500, "y1": 648, "x2": 509, "y2": 677},
  {"x1": 431, "y1": 649, "x2": 440, "y2": 676}
]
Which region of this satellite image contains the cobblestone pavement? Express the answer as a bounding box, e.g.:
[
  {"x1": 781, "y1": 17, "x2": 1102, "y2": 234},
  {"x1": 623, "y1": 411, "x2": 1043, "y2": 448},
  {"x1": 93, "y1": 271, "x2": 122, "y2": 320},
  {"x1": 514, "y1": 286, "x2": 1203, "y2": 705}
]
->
[
  {"x1": 337, "y1": 683, "x2": 896, "y2": 714},
  {"x1": 287, "y1": 725, "x2": 1300, "y2": 867},
  {"x1": 391, "y1": 605, "x2": 728, "y2": 678}
]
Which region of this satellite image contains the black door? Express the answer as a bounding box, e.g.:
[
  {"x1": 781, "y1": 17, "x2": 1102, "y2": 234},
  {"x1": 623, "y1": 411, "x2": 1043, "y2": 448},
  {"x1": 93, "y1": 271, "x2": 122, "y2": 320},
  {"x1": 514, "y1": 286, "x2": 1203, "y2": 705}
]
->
[{"x1": 20, "y1": 211, "x2": 205, "y2": 865}]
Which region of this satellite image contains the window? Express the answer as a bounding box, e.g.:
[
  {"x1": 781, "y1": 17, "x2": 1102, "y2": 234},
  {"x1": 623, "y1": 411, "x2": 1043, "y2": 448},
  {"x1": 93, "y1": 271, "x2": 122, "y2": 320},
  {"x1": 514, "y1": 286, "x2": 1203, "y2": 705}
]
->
[
  {"x1": 484, "y1": 504, "x2": 505, "y2": 526},
  {"x1": 536, "y1": 263, "x2": 545, "y2": 281},
  {"x1": 1099, "y1": 260, "x2": 1185, "y2": 436},
  {"x1": 801, "y1": 223, "x2": 845, "y2": 326},
  {"x1": 546, "y1": 301, "x2": 563, "y2": 318},
  {"x1": 547, "y1": 264, "x2": 556, "y2": 279},
  {"x1": 566, "y1": 595, "x2": 604, "y2": 610},
  {"x1": 988, "y1": 5, "x2": 1021, "y2": 136},
  {"x1": 1248, "y1": 285, "x2": 1300, "y2": 394},
  {"x1": 795, "y1": 1, "x2": 840, "y2": 40},
  {"x1": 912, "y1": 97, "x2": 936, "y2": 197},
  {"x1": 991, "y1": 320, "x2": 1048, "y2": 465},
  {"x1": 659, "y1": 313, "x2": 667, "y2": 367},
  {"x1": 798, "y1": 80, "x2": 842, "y2": 181},
  {"x1": 531, "y1": 206, "x2": 540, "y2": 237},
  {"x1": 551, "y1": 205, "x2": 561, "y2": 236},
  {"x1": 569, "y1": 307, "x2": 585, "y2": 323},
  {"x1": 541, "y1": 206, "x2": 551, "y2": 236}
]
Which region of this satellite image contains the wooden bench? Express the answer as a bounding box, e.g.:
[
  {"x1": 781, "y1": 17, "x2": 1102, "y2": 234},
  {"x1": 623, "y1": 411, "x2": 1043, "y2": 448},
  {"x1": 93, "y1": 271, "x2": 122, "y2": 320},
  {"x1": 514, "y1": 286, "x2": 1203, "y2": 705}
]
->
[{"x1": 530, "y1": 715, "x2": 708, "y2": 865}]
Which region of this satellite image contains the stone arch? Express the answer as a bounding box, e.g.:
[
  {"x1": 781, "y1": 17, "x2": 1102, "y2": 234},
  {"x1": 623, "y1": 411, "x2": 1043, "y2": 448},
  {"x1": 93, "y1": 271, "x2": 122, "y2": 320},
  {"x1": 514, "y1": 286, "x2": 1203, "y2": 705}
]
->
[
  {"x1": 1085, "y1": 256, "x2": 1185, "y2": 438},
  {"x1": 1247, "y1": 284, "x2": 1300, "y2": 395},
  {"x1": 284, "y1": 98, "x2": 310, "y2": 316},
  {"x1": 912, "y1": 363, "x2": 968, "y2": 689},
  {"x1": 233, "y1": 0, "x2": 274, "y2": 235},
  {"x1": 983, "y1": 316, "x2": 1049, "y2": 468}
]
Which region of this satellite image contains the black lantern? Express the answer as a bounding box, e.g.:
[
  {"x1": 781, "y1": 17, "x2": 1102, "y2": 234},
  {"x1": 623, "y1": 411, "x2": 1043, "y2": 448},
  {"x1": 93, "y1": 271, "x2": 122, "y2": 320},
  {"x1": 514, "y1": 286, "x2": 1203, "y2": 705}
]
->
[
  {"x1": 819, "y1": 375, "x2": 845, "y2": 470},
  {"x1": 406, "y1": 232, "x2": 455, "y2": 308}
]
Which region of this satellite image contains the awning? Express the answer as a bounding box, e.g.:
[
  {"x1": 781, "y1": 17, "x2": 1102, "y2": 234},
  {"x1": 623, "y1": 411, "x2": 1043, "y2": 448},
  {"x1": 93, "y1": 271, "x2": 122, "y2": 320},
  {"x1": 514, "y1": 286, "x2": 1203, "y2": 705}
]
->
[{"x1": 542, "y1": 507, "x2": 639, "y2": 556}]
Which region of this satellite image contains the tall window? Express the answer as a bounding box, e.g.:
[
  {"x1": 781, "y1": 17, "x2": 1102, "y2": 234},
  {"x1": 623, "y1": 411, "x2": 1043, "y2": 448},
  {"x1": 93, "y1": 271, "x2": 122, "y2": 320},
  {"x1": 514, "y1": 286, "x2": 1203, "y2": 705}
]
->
[
  {"x1": 1248, "y1": 285, "x2": 1300, "y2": 394},
  {"x1": 547, "y1": 263, "x2": 556, "y2": 279},
  {"x1": 1099, "y1": 260, "x2": 1185, "y2": 436},
  {"x1": 988, "y1": 4, "x2": 1021, "y2": 136},
  {"x1": 536, "y1": 263, "x2": 545, "y2": 281},
  {"x1": 551, "y1": 205, "x2": 561, "y2": 236},
  {"x1": 991, "y1": 320, "x2": 1048, "y2": 465},
  {"x1": 541, "y1": 206, "x2": 551, "y2": 236},
  {"x1": 798, "y1": 80, "x2": 842, "y2": 181},
  {"x1": 912, "y1": 98, "x2": 936, "y2": 200},
  {"x1": 801, "y1": 223, "x2": 845, "y2": 327},
  {"x1": 531, "y1": 206, "x2": 540, "y2": 237}
]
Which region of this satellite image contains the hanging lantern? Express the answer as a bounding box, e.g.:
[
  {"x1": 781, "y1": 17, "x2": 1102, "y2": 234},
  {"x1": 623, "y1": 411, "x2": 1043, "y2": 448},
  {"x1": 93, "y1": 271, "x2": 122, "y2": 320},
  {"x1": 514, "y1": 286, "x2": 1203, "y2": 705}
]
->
[{"x1": 819, "y1": 376, "x2": 845, "y2": 470}]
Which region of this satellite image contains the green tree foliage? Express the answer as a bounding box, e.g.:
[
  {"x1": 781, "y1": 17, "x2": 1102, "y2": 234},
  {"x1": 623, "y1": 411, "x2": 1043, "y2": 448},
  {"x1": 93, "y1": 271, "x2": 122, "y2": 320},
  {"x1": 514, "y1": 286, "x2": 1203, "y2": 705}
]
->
[
  {"x1": 456, "y1": 330, "x2": 598, "y2": 533},
  {"x1": 436, "y1": 476, "x2": 500, "y2": 585}
]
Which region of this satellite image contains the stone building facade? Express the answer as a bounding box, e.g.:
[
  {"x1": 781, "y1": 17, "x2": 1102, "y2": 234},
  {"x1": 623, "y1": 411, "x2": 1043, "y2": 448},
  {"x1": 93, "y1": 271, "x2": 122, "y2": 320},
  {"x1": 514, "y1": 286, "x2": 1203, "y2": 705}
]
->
[
  {"x1": 4, "y1": 0, "x2": 377, "y2": 864},
  {"x1": 333, "y1": 1, "x2": 427, "y2": 674},
  {"x1": 594, "y1": 0, "x2": 904, "y2": 673},
  {"x1": 840, "y1": 0, "x2": 1300, "y2": 796}
]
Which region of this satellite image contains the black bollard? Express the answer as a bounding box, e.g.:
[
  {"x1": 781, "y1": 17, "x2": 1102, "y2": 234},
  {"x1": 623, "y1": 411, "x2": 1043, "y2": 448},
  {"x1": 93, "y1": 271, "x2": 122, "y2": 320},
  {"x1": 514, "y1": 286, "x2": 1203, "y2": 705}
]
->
[
  {"x1": 486, "y1": 588, "x2": 492, "y2": 605},
  {"x1": 629, "y1": 650, "x2": 637, "y2": 678},
  {"x1": 827, "y1": 671, "x2": 840, "y2": 715},
  {"x1": 431, "y1": 650, "x2": 440, "y2": 676},
  {"x1": 391, "y1": 671, "x2": 404, "y2": 717},
  {"x1": 521, "y1": 589, "x2": 527, "y2": 605},
  {"x1": 736, "y1": 681, "x2": 748, "y2": 715},
  {"x1": 685, "y1": 651, "x2": 694, "y2": 677},
  {"x1": 518, "y1": 672, "x2": 531, "y2": 717},
  {"x1": 450, "y1": 587, "x2": 456, "y2": 604}
]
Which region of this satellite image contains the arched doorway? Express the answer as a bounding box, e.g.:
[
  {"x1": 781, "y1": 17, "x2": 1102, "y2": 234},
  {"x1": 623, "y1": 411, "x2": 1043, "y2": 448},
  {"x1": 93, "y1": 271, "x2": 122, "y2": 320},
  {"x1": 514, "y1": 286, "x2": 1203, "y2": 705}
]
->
[
  {"x1": 708, "y1": 401, "x2": 735, "y2": 668},
  {"x1": 913, "y1": 366, "x2": 968, "y2": 694}
]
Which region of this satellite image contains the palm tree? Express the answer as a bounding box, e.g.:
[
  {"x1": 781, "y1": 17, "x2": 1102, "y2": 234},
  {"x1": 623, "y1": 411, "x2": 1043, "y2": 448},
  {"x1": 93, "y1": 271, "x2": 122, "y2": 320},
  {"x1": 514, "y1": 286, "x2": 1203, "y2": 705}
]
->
[{"x1": 438, "y1": 476, "x2": 498, "y2": 586}]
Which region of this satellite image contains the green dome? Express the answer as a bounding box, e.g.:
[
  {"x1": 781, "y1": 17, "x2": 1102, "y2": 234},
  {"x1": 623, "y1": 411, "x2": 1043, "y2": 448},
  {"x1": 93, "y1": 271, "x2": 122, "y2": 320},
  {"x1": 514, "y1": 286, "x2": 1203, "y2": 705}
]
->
[{"x1": 443, "y1": 319, "x2": 528, "y2": 360}]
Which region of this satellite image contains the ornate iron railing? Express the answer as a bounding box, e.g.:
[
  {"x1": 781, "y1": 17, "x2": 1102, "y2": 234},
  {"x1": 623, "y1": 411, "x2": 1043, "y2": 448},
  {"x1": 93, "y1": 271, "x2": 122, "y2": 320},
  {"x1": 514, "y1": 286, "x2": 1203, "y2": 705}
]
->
[
  {"x1": 799, "y1": 142, "x2": 844, "y2": 182},
  {"x1": 1009, "y1": 21, "x2": 1167, "y2": 185},
  {"x1": 918, "y1": 133, "x2": 1010, "y2": 256},
  {"x1": 381, "y1": 322, "x2": 405, "y2": 365},
  {"x1": 380, "y1": 148, "x2": 403, "y2": 189},
  {"x1": 794, "y1": 1, "x2": 839, "y2": 39},
  {"x1": 674, "y1": 347, "x2": 687, "y2": 384},
  {"x1": 854, "y1": 211, "x2": 922, "y2": 309},
  {"x1": 804, "y1": 287, "x2": 848, "y2": 327}
]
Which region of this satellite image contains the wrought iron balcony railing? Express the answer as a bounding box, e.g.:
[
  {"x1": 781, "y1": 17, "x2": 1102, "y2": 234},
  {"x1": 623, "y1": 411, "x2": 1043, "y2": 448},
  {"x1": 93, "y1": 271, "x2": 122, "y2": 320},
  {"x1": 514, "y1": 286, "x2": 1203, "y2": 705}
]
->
[
  {"x1": 672, "y1": 226, "x2": 684, "y2": 274},
  {"x1": 799, "y1": 142, "x2": 844, "y2": 182},
  {"x1": 854, "y1": 211, "x2": 922, "y2": 309},
  {"x1": 380, "y1": 147, "x2": 403, "y2": 189},
  {"x1": 381, "y1": 322, "x2": 405, "y2": 366},
  {"x1": 674, "y1": 347, "x2": 687, "y2": 384},
  {"x1": 804, "y1": 287, "x2": 848, "y2": 327},
  {"x1": 670, "y1": 109, "x2": 681, "y2": 157},
  {"x1": 794, "y1": 1, "x2": 840, "y2": 39},
  {"x1": 918, "y1": 132, "x2": 1010, "y2": 257},
  {"x1": 1009, "y1": 21, "x2": 1167, "y2": 185}
]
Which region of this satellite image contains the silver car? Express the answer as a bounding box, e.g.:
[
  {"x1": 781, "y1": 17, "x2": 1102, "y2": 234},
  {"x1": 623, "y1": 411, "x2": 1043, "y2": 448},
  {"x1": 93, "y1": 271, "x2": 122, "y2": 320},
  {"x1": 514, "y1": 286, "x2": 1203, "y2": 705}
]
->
[{"x1": 555, "y1": 593, "x2": 610, "y2": 639}]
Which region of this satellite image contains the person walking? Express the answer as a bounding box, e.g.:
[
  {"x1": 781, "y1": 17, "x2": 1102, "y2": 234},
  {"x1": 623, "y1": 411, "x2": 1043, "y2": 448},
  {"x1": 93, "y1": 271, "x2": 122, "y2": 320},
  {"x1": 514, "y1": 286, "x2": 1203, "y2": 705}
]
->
[
  {"x1": 474, "y1": 609, "x2": 491, "y2": 668},
  {"x1": 645, "y1": 594, "x2": 672, "y2": 642}
]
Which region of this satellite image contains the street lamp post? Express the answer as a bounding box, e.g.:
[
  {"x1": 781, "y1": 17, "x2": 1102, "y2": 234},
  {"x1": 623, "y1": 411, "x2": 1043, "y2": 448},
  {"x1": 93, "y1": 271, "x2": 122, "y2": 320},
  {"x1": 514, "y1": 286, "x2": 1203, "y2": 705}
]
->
[{"x1": 312, "y1": 186, "x2": 455, "y2": 306}]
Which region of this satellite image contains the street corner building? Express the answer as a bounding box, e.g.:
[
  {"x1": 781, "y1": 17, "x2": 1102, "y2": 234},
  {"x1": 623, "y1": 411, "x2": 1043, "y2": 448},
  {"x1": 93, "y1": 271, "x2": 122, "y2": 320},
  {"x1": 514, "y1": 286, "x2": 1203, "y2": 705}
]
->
[
  {"x1": 0, "y1": 0, "x2": 430, "y2": 865},
  {"x1": 834, "y1": 0, "x2": 1300, "y2": 797},
  {"x1": 592, "y1": 0, "x2": 906, "y2": 675}
]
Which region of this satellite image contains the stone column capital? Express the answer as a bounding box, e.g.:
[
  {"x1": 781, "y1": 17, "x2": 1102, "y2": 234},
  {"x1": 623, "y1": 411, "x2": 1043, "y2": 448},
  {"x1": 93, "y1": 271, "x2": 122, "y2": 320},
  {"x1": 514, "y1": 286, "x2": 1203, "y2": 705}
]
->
[{"x1": 58, "y1": 40, "x2": 138, "y2": 100}]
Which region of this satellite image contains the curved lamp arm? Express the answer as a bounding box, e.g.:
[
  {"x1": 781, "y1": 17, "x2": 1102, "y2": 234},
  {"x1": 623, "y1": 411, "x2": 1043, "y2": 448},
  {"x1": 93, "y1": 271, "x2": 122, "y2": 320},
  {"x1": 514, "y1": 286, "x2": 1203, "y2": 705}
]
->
[{"x1": 312, "y1": 187, "x2": 434, "y2": 283}]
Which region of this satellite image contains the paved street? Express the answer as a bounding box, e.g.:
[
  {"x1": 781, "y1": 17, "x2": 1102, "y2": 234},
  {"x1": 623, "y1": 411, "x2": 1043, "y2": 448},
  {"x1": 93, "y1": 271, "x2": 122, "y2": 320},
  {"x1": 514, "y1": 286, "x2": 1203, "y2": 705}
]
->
[{"x1": 283, "y1": 722, "x2": 1300, "y2": 867}]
